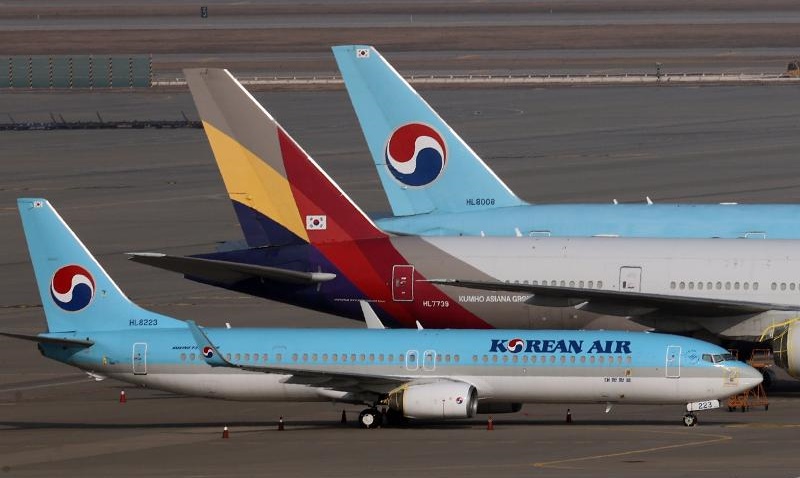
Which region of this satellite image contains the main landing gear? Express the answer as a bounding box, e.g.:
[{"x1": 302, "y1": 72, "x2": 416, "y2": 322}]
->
[
  {"x1": 358, "y1": 408, "x2": 381, "y2": 429},
  {"x1": 683, "y1": 413, "x2": 698, "y2": 427}
]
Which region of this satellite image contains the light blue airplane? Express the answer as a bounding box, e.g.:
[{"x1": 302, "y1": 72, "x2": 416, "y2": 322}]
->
[
  {"x1": 5, "y1": 198, "x2": 761, "y2": 427},
  {"x1": 333, "y1": 45, "x2": 800, "y2": 238}
]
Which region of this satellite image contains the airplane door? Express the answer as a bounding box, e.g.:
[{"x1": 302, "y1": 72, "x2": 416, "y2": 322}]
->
[
  {"x1": 619, "y1": 266, "x2": 642, "y2": 292},
  {"x1": 132, "y1": 342, "x2": 147, "y2": 375},
  {"x1": 666, "y1": 345, "x2": 681, "y2": 378},
  {"x1": 423, "y1": 350, "x2": 437, "y2": 371},
  {"x1": 392, "y1": 265, "x2": 415, "y2": 302}
]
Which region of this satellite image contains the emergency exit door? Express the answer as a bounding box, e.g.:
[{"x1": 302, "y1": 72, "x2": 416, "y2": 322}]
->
[
  {"x1": 392, "y1": 265, "x2": 414, "y2": 302},
  {"x1": 619, "y1": 266, "x2": 642, "y2": 292}
]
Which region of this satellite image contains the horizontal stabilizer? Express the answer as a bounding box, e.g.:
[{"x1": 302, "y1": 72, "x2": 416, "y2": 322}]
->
[
  {"x1": 430, "y1": 279, "x2": 791, "y2": 317},
  {"x1": 0, "y1": 331, "x2": 94, "y2": 347},
  {"x1": 127, "y1": 253, "x2": 336, "y2": 286}
]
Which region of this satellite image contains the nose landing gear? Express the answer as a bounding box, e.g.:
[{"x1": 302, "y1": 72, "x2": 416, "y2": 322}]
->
[{"x1": 682, "y1": 413, "x2": 698, "y2": 427}]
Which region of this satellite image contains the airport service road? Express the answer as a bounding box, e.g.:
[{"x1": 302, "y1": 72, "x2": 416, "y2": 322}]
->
[{"x1": 1, "y1": 85, "x2": 800, "y2": 476}]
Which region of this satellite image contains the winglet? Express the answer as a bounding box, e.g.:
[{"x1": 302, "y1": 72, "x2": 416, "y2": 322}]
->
[
  {"x1": 360, "y1": 300, "x2": 385, "y2": 329},
  {"x1": 185, "y1": 320, "x2": 230, "y2": 367}
]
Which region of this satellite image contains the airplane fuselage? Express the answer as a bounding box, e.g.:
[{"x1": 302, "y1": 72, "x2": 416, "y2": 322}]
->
[
  {"x1": 198, "y1": 235, "x2": 800, "y2": 341},
  {"x1": 374, "y1": 204, "x2": 800, "y2": 239},
  {"x1": 43, "y1": 328, "x2": 757, "y2": 405}
]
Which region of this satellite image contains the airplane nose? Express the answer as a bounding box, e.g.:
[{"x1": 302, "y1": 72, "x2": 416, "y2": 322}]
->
[{"x1": 738, "y1": 364, "x2": 764, "y2": 390}]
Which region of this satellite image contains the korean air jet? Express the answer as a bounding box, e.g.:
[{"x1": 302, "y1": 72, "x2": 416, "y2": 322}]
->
[
  {"x1": 5, "y1": 197, "x2": 762, "y2": 427},
  {"x1": 130, "y1": 68, "x2": 800, "y2": 382},
  {"x1": 333, "y1": 44, "x2": 800, "y2": 238}
]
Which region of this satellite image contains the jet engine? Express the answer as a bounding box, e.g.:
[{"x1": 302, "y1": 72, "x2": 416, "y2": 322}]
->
[
  {"x1": 772, "y1": 321, "x2": 800, "y2": 378},
  {"x1": 386, "y1": 381, "x2": 478, "y2": 419}
]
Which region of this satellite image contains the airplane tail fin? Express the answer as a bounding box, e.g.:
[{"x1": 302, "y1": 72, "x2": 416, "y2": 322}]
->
[
  {"x1": 333, "y1": 45, "x2": 526, "y2": 217},
  {"x1": 184, "y1": 68, "x2": 385, "y2": 247},
  {"x1": 17, "y1": 198, "x2": 184, "y2": 333}
]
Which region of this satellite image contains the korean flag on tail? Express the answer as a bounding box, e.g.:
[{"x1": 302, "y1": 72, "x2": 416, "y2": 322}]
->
[
  {"x1": 306, "y1": 215, "x2": 327, "y2": 230},
  {"x1": 356, "y1": 48, "x2": 370, "y2": 59}
]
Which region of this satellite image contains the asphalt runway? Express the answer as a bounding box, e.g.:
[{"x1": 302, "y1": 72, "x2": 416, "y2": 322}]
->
[{"x1": 2, "y1": 84, "x2": 800, "y2": 476}]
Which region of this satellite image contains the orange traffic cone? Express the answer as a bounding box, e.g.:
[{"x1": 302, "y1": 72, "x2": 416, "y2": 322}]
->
[
  {"x1": 340, "y1": 409, "x2": 347, "y2": 424},
  {"x1": 487, "y1": 415, "x2": 494, "y2": 430},
  {"x1": 222, "y1": 426, "x2": 229, "y2": 439},
  {"x1": 566, "y1": 408, "x2": 572, "y2": 423},
  {"x1": 119, "y1": 390, "x2": 127, "y2": 403},
  {"x1": 278, "y1": 416, "x2": 285, "y2": 431}
]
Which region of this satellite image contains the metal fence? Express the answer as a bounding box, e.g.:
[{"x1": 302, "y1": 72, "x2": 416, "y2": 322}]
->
[{"x1": 1, "y1": 55, "x2": 152, "y2": 89}]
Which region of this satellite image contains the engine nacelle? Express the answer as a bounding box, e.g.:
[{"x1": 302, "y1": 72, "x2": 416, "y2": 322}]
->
[
  {"x1": 386, "y1": 381, "x2": 478, "y2": 419},
  {"x1": 477, "y1": 402, "x2": 523, "y2": 414},
  {"x1": 772, "y1": 321, "x2": 800, "y2": 377}
]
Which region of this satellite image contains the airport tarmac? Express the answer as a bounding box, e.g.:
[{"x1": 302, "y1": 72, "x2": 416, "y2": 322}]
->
[{"x1": 2, "y1": 85, "x2": 800, "y2": 476}]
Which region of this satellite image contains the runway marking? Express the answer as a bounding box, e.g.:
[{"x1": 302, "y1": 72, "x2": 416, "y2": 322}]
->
[
  {"x1": 532, "y1": 427, "x2": 732, "y2": 469},
  {"x1": 0, "y1": 376, "x2": 89, "y2": 393}
]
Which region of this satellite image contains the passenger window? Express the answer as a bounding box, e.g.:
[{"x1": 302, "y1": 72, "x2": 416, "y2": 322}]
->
[
  {"x1": 743, "y1": 282, "x2": 749, "y2": 290},
  {"x1": 679, "y1": 282, "x2": 685, "y2": 290},
  {"x1": 551, "y1": 280, "x2": 557, "y2": 286},
  {"x1": 599, "y1": 356, "x2": 605, "y2": 364},
  {"x1": 321, "y1": 354, "x2": 327, "y2": 362},
  {"x1": 302, "y1": 353, "x2": 308, "y2": 362},
  {"x1": 492, "y1": 355, "x2": 498, "y2": 363},
  {"x1": 579, "y1": 280, "x2": 584, "y2": 288},
  {"x1": 502, "y1": 355, "x2": 509, "y2": 363},
  {"x1": 791, "y1": 283, "x2": 797, "y2": 291},
  {"x1": 781, "y1": 283, "x2": 787, "y2": 291},
  {"x1": 360, "y1": 354, "x2": 366, "y2": 362},
  {"x1": 275, "y1": 353, "x2": 282, "y2": 362},
  {"x1": 531, "y1": 356, "x2": 537, "y2": 363},
  {"x1": 226, "y1": 353, "x2": 231, "y2": 361},
  {"x1": 590, "y1": 356, "x2": 596, "y2": 364},
  {"x1": 560, "y1": 356, "x2": 566, "y2": 363},
  {"x1": 262, "y1": 354, "x2": 269, "y2": 362},
  {"x1": 522, "y1": 356, "x2": 528, "y2": 363},
  {"x1": 351, "y1": 354, "x2": 357, "y2": 362},
  {"x1": 532, "y1": 280, "x2": 538, "y2": 285},
  {"x1": 734, "y1": 282, "x2": 740, "y2": 290},
  {"x1": 570, "y1": 356, "x2": 576, "y2": 364},
  {"x1": 332, "y1": 354, "x2": 338, "y2": 362},
  {"x1": 716, "y1": 282, "x2": 722, "y2": 290},
  {"x1": 341, "y1": 354, "x2": 347, "y2": 362},
  {"x1": 697, "y1": 282, "x2": 703, "y2": 290},
  {"x1": 569, "y1": 281, "x2": 575, "y2": 287},
  {"x1": 378, "y1": 354, "x2": 384, "y2": 362},
  {"x1": 597, "y1": 281, "x2": 603, "y2": 289},
  {"x1": 482, "y1": 355, "x2": 488, "y2": 363},
  {"x1": 753, "y1": 282, "x2": 759, "y2": 291},
  {"x1": 580, "y1": 356, "x2": 586, "y2": 363},
  {"x1": 472, "y1": 355, "x2": 478, "y2": 362},
  {"x1": 688, "y1": 282, "x2": 694, "y2": 290},
  {"x1": 550, "y1": 356, "x2": 556, "y2": 363},
  {"x1": 588, "y1": 281, "x2": 594, "y2": 288},
  {"x1": 180, "y1": 353, "x2": 187, "y2": 361},
  {"x1": 771, "y1": 282, "x2": 777, "y2": 291},
  {"x1": 369, "y1": 354, "x2": 374, "y2": 362},
  {"x1": 235, "y1": 353, "x2": 241, "y2": 361},
  {"x1": 725, "y1": 282, "x2": 731, "y2": 290},
  {"x1": 706, "y1": 282, "x2": 712, "y2": 290},
  {"x1": 560, "y1": 280, "x2": 566, "y2": 287},
  {"x1": 291, "y1": 353, "x2": 298, "y2": 362}
]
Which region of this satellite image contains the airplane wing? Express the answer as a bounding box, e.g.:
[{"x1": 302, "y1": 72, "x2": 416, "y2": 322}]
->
[
  {"x1": 428, "y1": 279, "x2": 796, "y2": 317},
  {"x1": 186, "y1": 321, "x2": 407, "y2": 396},
  {"x1": 127, "y1": 253, "x2": 336, "y2": 286}
]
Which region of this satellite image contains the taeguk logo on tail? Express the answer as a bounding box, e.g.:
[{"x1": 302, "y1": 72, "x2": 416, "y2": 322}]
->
[
  {"x1": 50, "y1": 265, "x2": 95, "y2": 312},
  {"x1": 384, "y1": 123, "x2": 447, "y2": 187}
]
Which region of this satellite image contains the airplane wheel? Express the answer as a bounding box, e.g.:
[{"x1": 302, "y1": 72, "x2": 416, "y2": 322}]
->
[
  {"x1": 359, "y1": 408, "x2": 381, "y2": 429},
  {"x1": 683, "y1": 413, "x2": 697, "y2": 427}
]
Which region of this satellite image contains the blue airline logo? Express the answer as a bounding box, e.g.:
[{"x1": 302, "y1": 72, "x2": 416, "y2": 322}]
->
[{"x1": 490, "y1": 338, "x2": 632, "y2": 354}]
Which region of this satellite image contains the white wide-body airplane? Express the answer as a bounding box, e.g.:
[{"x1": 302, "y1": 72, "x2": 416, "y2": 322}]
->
[{"x1": 3, "y1": 198, "x2": 761, "y2": 428}]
